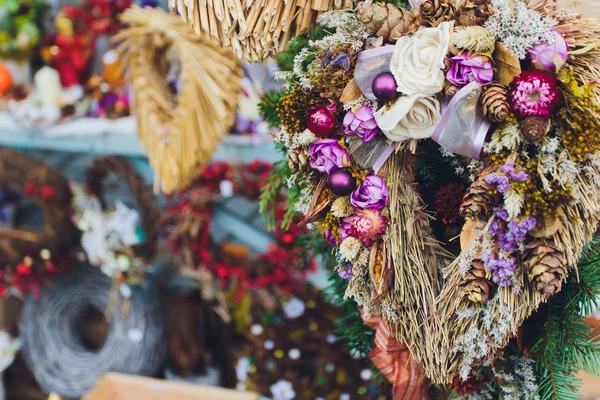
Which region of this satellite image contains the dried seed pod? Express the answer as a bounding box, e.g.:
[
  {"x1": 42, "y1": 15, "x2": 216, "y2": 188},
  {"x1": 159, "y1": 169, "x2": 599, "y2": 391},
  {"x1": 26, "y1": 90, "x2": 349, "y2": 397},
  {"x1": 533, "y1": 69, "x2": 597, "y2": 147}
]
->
[
  {"x1": 461, "y1": 259, "x2": 492, "y2": 304},
  {"x1": 369, "y1": 240, "x2": 393, "y2": 305},
  {"x1": 460, "y1": 168, "x2": 498, "y2": 218},
  {"x1": 523, "y1": 239, "x2": 567, "y2": 300},
  {"x1": 287, "y1": 147, "x2": 311, "y2": 174},
  {"x1": 520, "y1": 116, "x2": 551, "y2": 144},
  {"x1": 455, "y1": 0, "x2": 493, "y2": 26},
  {"x1": 481, "y1": 84, "x2": 510, "y2": 123},
  {"x1": 356, "y1": 2, "x2": 416, "y2": 42},
  {"x1": 418, "y1": 0, "x2": 456, "y2": 27}
]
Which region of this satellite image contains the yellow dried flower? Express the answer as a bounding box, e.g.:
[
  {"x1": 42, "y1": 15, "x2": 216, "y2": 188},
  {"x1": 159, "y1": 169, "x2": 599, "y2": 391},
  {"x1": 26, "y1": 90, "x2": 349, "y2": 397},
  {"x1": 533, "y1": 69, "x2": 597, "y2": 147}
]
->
[
  {"x1": 451, "y1": 26, "x2": 496, "y2": 53},
  {"x1": 331, "y1": 196, "x2": 355, "y2": 218},
  {"x1": 339, "y1": 237, "x2": 363, "y2": 262}
]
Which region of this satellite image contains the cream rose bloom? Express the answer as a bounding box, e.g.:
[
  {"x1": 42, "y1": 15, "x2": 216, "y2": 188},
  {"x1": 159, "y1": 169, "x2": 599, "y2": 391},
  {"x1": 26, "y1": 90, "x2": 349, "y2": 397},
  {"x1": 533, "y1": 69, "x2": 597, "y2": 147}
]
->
[
  {"x1": 374, "y1": 94, "x2": 441, "y2": 142},
  {"x1": 390, "y1": 21, "x2": 453, "y2": 96}
]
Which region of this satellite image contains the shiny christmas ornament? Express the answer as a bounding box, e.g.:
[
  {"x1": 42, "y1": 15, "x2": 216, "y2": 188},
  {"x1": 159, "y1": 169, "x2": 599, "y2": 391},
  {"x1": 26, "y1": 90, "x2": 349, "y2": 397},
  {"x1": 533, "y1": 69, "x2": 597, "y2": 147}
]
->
[
  {"x1": 0, "y1": 62, "x2": 12, "y2": 94},
  {"x1": 327, "y1": 168, "x2": 356, "y2": 197},
  {"x1": 372, "y1": 72, "x2": 399, "y2": 103},
  {"x1": 306, "y1": 103, "x2": 337, "y2": 138}
]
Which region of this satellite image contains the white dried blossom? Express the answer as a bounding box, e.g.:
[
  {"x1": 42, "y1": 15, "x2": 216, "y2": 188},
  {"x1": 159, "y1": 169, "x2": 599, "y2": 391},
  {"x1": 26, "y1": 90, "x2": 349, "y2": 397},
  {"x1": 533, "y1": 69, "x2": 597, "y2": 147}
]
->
[
  {"x1": 557, "y1": 157, "x2": 580, "y2": 186},
  {"x1": 294, "y1": 186, "x2": 314, "y2": 216},
  {"x1": 452, "y1": 26, "x2": 497, "y2": 53},
  {"x1": 353, "y1": 247, "x2": 370, "y2": 269},
  {"x1": 504, "y1": 187, "x2": 524, "y2": 219},
  {"x1": 453, "y1": 324, "x2": 489, "y2": 379},
  {"x1": 293, "y1": 129, "x2": 317, "y2": 147},
  {"x1": 486, "y1": 123, "x2": 522, "y2": 154},
  {"x1": 453, "y1": 303, "x2": 513, "y2": 379},
  {"x1": 331, "y1": 196, "x2": 355, "y2": 218},
  {"x1": 589, "y1": 152, "x2": 600, "y2": 170},
  {"x1": 339, "y1": 237, "x2": 363, "y2": 262},
  {"x1": 343, "y1": 97, "x2": 374, "y2": 111},
  {"x1": 484, "y1": 0, "x2": 556, "y2": 59},
  {"x1": 272, "y1": 127, "x2": 292, "y2": 146},
  {"x1": 467, "y1": 159, "x2": 485, "y2": 182},
  {"x1": 539, "y1": 136, "x2": 561, "y2": 154}
]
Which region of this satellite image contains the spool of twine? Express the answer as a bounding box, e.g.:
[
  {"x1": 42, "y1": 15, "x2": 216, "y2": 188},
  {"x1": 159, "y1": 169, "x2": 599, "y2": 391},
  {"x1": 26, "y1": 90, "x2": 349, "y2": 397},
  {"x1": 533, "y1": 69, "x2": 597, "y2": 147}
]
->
[{"x1": 19, "y1": 266, "x2": 166, "y2": 399}]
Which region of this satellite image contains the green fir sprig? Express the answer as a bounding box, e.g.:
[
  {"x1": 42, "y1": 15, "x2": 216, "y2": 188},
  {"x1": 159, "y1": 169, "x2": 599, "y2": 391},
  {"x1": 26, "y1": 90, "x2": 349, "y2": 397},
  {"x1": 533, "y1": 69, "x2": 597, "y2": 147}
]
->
[{"x1": 531, "y1": 238, "x2": 600, "y2": 400}]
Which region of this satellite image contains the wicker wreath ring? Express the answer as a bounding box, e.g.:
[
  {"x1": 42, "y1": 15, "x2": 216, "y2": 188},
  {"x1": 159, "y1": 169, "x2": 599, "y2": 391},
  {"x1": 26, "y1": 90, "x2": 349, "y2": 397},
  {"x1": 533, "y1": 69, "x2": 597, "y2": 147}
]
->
[{"x1": 84, "y1": 156, "x2": 161, "y2": 266}]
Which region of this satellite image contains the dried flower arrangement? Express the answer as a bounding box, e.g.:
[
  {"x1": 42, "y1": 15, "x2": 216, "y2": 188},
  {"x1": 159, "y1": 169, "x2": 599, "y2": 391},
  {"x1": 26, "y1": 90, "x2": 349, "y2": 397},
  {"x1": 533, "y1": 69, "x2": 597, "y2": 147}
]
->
[
  {"x1": 259, "y1": 0, "x2": 600, "y2": 397},
  {"x1": 0, "y1": 149, "x2": 78, "y2": 297},
  {"x1": 114, "y1": 6, "x2": 243, "y2": 193},
  {"x1": 72, "y1": 156, "x2": 161, "y2": 285}
]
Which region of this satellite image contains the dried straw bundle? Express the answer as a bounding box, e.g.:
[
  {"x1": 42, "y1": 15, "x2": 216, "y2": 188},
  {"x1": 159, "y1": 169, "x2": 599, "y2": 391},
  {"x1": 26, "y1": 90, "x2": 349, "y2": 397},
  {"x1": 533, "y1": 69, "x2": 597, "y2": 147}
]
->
[
  {"x1": 114, "y1": 6, "x2": 243, "y2": 193},
  {"x1": 169, "y1": 0, "x2": 353, "y2": 61},
  {"x1": 368, "y1": 147, "x2": 600, "y2": 383}
]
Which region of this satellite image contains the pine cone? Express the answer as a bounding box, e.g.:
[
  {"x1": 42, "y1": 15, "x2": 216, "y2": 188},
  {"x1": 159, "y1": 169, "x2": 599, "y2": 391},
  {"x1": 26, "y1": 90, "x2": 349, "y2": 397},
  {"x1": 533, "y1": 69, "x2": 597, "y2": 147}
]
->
[
  {"x1": 523, "y1": 239, "x2": 567, "y2": 300},
  {"x1": 520, "y1": 116, "x2": 551, "y2": 144},
  {"x1": 481, "y1": 84, "x2": 510, "y2": 123},
  {"x1": 357, "y1": 2, "x2": 416, "y2": 42},
  {"x1": 460, "y1": 170, "x2": 497, "y2": 218},
  {"x1": 418, "y1": 0, "x2": 456, "y2": 27},
  {"x1": 445, "y1": 84, "x2": 459, "y2": 99},
  {"x1": 461, "y1": 259, "x2": 492, "y2": 304},
  {"x1": 288, "y1": 147, "x2": 311, "y2": 173},
  {"x1": 455, "y1": 0, "x2": 493, "y2": 26}
]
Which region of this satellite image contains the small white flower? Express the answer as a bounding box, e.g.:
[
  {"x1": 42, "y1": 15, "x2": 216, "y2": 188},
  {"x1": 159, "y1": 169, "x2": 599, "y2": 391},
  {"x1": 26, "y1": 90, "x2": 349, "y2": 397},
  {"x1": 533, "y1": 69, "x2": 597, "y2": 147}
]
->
[
  {"x1": 270, "y1": 379, "x2": 296, "y2": 400},
  {"x1": 504, "y1": 188, "x2": 524, "y2": 219},
  {"x1": 339, "y1": 237, "x2": 363, "y2": 262},
  {"x1": 236, "y1": 357, "x2": 251, "y2": 382},
  {"x1": 0, "y1": 331, "x2": 20, "y2": 372},
  {"x1": 283, "y1": 298, "x2": 305, "y2": 319}
]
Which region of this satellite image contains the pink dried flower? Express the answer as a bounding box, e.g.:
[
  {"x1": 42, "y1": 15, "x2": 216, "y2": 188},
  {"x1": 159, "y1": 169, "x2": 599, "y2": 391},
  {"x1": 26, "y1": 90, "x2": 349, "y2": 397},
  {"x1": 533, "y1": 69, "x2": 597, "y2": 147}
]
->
[
  {"x1": 528, "y1": 29, "x2": 568, "y2": 72},
  {"x1": 343, "y1": 209, "x2": 388, "y2": 246},
  {"x1": 509, "y1": 70, "x2": 561, "y2": 118},
  {"x1": 343, "y1": 105, "x2": 379, "y2": 142}
]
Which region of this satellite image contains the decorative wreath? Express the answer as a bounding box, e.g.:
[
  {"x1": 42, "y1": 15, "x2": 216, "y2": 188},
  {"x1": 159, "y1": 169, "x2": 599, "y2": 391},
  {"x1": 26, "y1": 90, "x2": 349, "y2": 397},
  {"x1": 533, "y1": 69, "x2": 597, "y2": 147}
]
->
[
  {"x1": 20, "y1": 266, "x2": 166, "y2": 398},
  {"x1": 115, "y1": 6, "x2": 244, "y2": 193},
  {"x1": 162, "y1": 161, "x2": 312, "y2": 302},
  {"x1": 0, "y1": 148, "x2": 78, "y2": 297},
  {"x1": 262, "y1": 0, "x2": 600, "y2": 396},
  {"x1": 168, "y1": 0, "x2": 354, "y2": 62},
  {"x1": 73, "y1": 156, "x2": 161, "y2": 284}
]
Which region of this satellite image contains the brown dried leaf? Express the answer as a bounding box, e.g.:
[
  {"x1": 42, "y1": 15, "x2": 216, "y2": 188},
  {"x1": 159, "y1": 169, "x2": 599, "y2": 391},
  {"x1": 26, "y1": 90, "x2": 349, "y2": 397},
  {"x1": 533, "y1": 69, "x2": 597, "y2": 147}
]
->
[
  {"x1": 494, "y1": 42, "x2": 522, "y2": 86},
  {"x1": 298, "y1": 176, "x2": 331, "y2": 226},
  {"x1": 369, "y1": 240, "x2": 393, "y2": 305},
  {"x1": 340, "y1": 79, "x2": 363, "y2": 103}
]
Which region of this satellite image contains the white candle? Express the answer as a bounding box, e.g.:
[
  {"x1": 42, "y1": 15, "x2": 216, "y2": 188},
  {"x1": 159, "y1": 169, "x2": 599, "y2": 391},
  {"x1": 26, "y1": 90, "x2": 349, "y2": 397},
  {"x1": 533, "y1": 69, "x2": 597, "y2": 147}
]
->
[{"x1": 34, "y1": 66, "x2": 62, "y2": 107}]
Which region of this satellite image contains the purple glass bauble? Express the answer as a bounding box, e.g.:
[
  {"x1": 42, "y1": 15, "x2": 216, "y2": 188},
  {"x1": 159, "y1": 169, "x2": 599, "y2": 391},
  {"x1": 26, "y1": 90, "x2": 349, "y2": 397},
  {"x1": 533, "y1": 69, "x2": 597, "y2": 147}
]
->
[
  {"x1": 372, "y1": 72, "x2": 399, "y2": 103},
  {"x1": 327, "y1": 168, "x2": 356, "y2": 197}
]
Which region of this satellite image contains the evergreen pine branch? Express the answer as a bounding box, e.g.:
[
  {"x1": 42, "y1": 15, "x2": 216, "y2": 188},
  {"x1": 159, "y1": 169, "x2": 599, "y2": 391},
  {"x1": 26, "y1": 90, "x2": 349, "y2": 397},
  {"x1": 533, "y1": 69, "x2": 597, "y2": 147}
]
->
[
  {"x1": 259, "y1": 160, "x2": 287, "y2": 231},
  {"x1": 258, "y1": 90, "x2": 283, "y2": 128},
  {"x1": 531, "y1": 238, "x2": 600, "y2": 400}
]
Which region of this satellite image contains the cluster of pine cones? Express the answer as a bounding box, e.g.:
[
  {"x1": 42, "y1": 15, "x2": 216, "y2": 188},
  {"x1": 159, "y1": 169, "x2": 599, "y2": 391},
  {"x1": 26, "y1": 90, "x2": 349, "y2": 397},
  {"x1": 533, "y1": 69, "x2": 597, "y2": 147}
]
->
[
  {"x1": 458, "y1": 172, "x2": 567, "y2": 304},
  {"x1": 356, "y1": 0, "x2": 493, "y2": 40}
]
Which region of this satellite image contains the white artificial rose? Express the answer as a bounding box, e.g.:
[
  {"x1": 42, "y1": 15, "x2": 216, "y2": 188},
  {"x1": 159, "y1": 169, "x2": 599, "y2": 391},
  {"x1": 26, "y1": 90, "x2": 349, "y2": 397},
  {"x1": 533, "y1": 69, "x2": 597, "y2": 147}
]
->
[
  {"x1": 390, "y1": 21, "x2": 453, "y2": 96},
  {"x1": 375, "y1": 94, "x2": 442, "y2": 141}
]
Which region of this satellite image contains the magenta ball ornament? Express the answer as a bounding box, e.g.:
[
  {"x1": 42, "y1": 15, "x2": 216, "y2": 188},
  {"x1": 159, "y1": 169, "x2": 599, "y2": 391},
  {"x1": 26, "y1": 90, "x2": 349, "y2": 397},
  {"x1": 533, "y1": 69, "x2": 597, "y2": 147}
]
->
[
  {"x1": 327, "y1": 168, "x2": 356, "y2": 197},
  {"x1": 372, "y1": 72, "x2": 399, "y2": 103}
]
